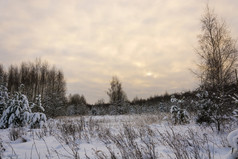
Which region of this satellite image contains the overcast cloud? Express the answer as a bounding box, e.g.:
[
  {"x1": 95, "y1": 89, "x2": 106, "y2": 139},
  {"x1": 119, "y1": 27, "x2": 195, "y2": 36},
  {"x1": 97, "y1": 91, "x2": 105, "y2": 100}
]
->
[{"x1": 0, "y1": 0, "x2": 238, "y2": 103}]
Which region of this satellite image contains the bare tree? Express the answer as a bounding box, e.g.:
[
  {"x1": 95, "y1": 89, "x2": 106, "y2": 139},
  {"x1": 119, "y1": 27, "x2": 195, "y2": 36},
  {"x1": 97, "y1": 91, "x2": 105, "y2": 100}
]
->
[
  {"x1": 107, "y1": 76, "x2": 127, "y2": 107},
  {"x1": 8, "y1": 65, "x2": 20, "y2": 94},
  {"x1": 195, "y1": 6, "x2": 238, "y2": 91},
  {"x1": 0, "y1": 64, "x2": 7, "y2": 83}
]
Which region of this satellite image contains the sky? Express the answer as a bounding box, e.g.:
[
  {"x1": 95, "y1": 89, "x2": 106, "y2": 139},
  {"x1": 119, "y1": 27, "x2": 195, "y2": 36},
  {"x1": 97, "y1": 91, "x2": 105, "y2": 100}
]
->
[{"x1": 0, "y1": 0, "x2": 238, "y2": 104}]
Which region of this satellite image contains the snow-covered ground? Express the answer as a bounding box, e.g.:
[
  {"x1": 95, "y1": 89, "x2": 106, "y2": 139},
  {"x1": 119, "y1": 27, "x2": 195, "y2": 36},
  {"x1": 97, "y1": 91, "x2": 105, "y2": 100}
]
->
[{"x1": 0, "y1": 114, "x2": 236, "y2": 159}]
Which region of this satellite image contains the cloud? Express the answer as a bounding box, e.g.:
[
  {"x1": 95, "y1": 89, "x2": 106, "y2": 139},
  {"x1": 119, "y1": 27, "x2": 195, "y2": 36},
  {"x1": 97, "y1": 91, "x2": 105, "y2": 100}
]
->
[{"x1": 0, "y1": 0, "x2": 237, "y2": 103}]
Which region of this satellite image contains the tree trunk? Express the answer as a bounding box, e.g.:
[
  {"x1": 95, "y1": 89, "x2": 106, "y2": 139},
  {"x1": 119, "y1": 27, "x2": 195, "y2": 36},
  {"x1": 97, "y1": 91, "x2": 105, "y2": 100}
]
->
[{"x1": 235, "y1": 69, "x2": 238, "y2": 86}]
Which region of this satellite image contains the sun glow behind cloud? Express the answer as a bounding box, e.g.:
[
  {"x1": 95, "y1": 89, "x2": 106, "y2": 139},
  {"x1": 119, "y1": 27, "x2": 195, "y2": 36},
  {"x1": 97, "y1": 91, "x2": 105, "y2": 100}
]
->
[{"x1": 0, "y1": 0, "x2": 238, "y2": 103}]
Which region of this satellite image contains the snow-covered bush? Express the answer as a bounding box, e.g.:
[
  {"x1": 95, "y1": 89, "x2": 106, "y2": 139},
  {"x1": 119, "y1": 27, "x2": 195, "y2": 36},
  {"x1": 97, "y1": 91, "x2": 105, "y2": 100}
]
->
[
  {"x1": 29, "y1": 113, "x2": 47, "y2": 129},
  {"x1": 0, "y1": 84, "x2": 46, "y2": 129},
  {"x1": 170, "y1": 105, "x2": 179, "y2": 124},
  {"x1": 170, "y1": 105, "x2": 189, "y2": 125},
  {"x1": 170, "y1": 96, "x2": 189, "y2": 125}
]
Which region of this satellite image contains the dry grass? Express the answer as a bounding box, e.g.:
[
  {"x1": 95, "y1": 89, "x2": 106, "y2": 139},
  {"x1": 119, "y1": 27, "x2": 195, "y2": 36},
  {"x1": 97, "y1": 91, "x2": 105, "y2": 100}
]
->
[{"x1": 3, "y1": 113, "x2": 234, "y2": 159}]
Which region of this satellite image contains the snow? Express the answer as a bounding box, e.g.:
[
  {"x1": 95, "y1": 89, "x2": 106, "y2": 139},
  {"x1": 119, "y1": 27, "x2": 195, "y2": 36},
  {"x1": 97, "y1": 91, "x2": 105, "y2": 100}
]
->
[
  {"x1": 0, "y1": 114, "x2": 236, "y2": 159},
  {"x1": 227, "y1": 129, "x2": 238, "y2": 149},
  {"x1": 227, "y1": 129, "x2": 238, "y2": 159}
]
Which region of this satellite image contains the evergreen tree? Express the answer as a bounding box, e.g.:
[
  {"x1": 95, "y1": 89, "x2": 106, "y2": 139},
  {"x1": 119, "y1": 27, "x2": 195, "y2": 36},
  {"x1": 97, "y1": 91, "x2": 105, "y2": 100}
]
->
[
  {"x1": 170, "y1": 95, "x2": 189, "y2": 125},
  {"x1": 195, "y1": 90, "x2": 231, "y2": 131},
  {"x1": 0, "y1": 84, "x2": 46, "y2": 129}
]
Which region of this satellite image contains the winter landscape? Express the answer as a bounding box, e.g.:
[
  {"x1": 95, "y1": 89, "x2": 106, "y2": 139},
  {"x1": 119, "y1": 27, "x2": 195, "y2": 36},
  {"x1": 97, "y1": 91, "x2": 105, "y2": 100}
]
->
[
  {"x1": 0, "y1": 114, "x2": 237, "y2": 159},
  {"x1": 1, "y1": 0, "x2": 238, "y2": 159}
]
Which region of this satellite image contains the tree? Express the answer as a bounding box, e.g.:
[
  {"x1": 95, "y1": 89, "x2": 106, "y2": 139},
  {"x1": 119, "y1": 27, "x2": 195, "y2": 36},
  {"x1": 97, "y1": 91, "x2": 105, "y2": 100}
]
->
[
  {"x1": 195, "y1": 6, "x2": 238, "y2": 91},
  {"x1": 195, "y1": 90, "x2": 231, "y2": 132},
  {"x1": 8, "y1": 65, "x2": 20, "y2": 94},
  {"x1": 0, "y1": 64, "x2": 7, "y2": 83},
  {"x1": 107, "y1": 76, "x2": 127, "y2": 104},
  {"x1": 0, "y1": 76, "x2": 8, "y2": 117},
  {"x1": 2, "y1": 59, "x2": 67, "y2": 117},
  {"x1": 68, "y1": 94, "x2": 87, "y2": 115},
  {"x1": 43, "y1": 69, "x2": 67, "y2": 117},
  {"x1": 170, "y1": 96, "x2": 189, "y2": 125},
  {"x1": 0, "y1": 84, "x2": 46, "y2": 129},
  {"x1": 107, "y1": 76, "x2": 128, "y2": 114},
  {"x1": 95, "y1": 98, "x2": 105, "y2": 105}
]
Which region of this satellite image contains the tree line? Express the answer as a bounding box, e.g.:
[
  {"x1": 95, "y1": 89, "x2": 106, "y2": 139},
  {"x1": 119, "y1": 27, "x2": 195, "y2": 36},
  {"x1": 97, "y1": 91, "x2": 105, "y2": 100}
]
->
[{"x1": 0, "y1": 59, "x2": 67, "y2": 117}]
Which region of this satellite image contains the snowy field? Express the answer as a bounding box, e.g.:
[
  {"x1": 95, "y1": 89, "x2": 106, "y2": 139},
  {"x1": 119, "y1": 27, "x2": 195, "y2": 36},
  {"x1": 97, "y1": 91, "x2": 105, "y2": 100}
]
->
[{"x1": 0, "y1": 114, "x2": 237, "y2": 159}]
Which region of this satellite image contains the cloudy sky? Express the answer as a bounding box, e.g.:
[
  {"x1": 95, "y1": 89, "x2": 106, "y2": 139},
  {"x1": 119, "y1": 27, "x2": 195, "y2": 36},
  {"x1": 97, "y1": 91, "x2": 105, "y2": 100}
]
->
[{"x1": 0, "y1": 0, "x2": 238, "y2": 103}]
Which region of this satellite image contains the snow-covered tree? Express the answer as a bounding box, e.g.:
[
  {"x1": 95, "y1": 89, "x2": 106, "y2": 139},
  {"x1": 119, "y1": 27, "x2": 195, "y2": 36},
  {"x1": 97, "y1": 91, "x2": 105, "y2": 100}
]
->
[
  {"x1": 0, "y1": 84, "x2": 46, "y2": 129},
  {"x1": 170, "y1": 96, "x2": 189, "y2": 125},
  {"x1": 170, "y1": 106, "x2": 189, "y2": 125},
  {"x1": 195, "y1": 90, "x2": 231, "y2": 131},
  {"x1": 2, "y1": 60, "x2": 67, "y2": 118},
  {"x1": 31, "y1": 95, "x2": 45, "y2": 112},
  {"x1": 170, "y1": 105, "x2": 179, "y2": 124},
  {"x1": 0, "y1": 77, "x2": 8, "y2": 116},
  {"x1": 195, "y1": 91, "x2": 213, "y2": 124},
  {"x1": 42, "y1": 69, "x2": 67, "y2": 117}
]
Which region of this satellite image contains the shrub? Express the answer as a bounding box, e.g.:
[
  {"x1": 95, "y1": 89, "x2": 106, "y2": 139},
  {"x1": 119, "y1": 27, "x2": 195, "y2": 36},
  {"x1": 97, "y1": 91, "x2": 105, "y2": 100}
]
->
[{"x1": 170, "y1": 105, "x2": 189, "y2": 125}]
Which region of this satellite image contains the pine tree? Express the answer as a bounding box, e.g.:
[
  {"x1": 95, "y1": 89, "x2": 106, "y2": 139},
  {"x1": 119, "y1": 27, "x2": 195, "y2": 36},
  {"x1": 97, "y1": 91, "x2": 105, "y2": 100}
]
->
[
  {"x1": 0, "y1": 84, "x2": 31, "y2": 128},
  {"x1": 0, "y1": 84, "x2": 46, "y2": 129},
  {"x1": 195, "y1": 90, "x2": 230, "y2": 131},
  {"x1": 170, "y1": 95, "x2": 189, "y2": 125}
]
